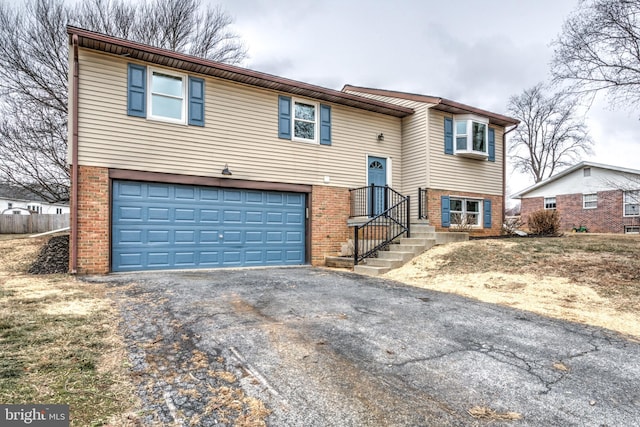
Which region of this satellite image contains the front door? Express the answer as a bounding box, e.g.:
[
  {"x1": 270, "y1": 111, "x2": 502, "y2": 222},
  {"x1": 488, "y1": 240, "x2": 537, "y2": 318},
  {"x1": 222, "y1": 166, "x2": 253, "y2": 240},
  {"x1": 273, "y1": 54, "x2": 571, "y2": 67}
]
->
[{"x1": 367, "y1": 156, "x2": 387, "y2": 216}]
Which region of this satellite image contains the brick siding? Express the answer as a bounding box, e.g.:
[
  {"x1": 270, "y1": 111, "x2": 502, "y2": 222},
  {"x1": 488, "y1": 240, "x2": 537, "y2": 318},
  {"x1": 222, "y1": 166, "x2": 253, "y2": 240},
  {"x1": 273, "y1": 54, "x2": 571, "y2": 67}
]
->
[
  {"x1": 71, "y1": 165, "x2": 110, "y2": 274},
  {"x1": 425, "y1": 188, "x2": 503, "y2": 236},
  {"x1": 520, "y1": 190, "x2": 640, "y2": 233},
  {"x1": 71, "y1": 171, "x2": 351, "y2": 273},
  {"x1": 310, "y1": 185, "x2": 350, "y2": 265}
]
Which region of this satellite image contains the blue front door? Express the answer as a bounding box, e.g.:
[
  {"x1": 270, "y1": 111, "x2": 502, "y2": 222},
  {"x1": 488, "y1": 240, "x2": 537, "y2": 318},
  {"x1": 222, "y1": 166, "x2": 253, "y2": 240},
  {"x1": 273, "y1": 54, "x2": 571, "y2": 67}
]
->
[{"x1": 368, "y1": 156, "x2": 387, "y2": 216}]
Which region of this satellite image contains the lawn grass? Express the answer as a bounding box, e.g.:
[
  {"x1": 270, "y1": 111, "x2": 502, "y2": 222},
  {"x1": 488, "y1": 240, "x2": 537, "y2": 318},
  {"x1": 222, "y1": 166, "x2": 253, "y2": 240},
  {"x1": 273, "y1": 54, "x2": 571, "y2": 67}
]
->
[
  {"x1": 0, "y1": 237, "x2": 137, "y2": 426},
  {"x1": 440, "y1": 234, "x2": 640, "y2": 309}
]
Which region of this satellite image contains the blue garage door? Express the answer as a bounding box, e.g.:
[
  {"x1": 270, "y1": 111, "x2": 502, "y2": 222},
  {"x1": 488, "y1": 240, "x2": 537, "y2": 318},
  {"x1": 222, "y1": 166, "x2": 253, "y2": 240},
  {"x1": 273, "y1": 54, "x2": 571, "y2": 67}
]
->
[{"x1": 112, "y1": 181, "x2": 306, "y2": 271}]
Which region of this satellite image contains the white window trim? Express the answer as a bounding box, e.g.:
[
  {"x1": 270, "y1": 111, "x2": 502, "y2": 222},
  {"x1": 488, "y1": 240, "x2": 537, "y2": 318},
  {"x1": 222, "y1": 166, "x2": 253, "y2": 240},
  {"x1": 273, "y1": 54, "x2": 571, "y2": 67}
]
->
[
  {"x1": 583, "y1": 193, "x2": 597, "y2": 209},
  {"x1": 453, "y1": 114, "x2": 489, "y2": 158},
  {"x1": 147, "y1": 66, "x2": 187, "y2": 125},
  {"x1": 625, "y1": 225, "x2": 640, "y2": 234},
  {"x1": 449, "y1": 196, "x2": 482, "y2": 228},
  {"x1": 623, "y1": 190, "x2": 640, "y2": 217},
  {"x1": 292, "y1": 98, "x2": 319, "y2": 144},
  {"x1": 544, "y1": 196, "x2": 557, "y2": 210}
]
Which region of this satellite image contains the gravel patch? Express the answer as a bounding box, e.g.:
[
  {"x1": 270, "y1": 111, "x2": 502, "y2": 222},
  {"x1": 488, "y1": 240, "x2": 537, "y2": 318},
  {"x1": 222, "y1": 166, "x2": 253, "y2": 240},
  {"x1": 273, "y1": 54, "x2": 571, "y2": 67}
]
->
[{"x1": 28, "y1": 235, "x2": 69, "y2": 274}]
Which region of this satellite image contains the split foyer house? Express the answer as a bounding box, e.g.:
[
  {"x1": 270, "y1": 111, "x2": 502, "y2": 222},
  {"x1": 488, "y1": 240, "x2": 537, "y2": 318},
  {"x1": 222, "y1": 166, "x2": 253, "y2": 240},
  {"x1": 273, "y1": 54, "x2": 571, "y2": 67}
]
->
[
  {"x1": 67, "y1": 26, "x2": 519, "y2": 274},
  {"x1": 514, "y1": 161, "x2": 640, "y2": 234}
]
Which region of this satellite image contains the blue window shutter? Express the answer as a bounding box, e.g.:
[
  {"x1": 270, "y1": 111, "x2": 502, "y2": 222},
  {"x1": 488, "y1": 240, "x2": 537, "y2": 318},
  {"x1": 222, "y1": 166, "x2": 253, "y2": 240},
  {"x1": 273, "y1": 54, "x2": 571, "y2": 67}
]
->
[
  {"x1": 127, "y1": 63, "x2": 146, "y2": 117},
  {"x1": 278, "y1": 95, "x2": 292, "y2": 139},
  {"x1": 188, "y1": 77, "x2": 205, "y2": 126},
  {"x1": 444, "y1": 117, "x2": 453, "y2": 155},
  {"x1": 484, "y1": 199, "x2": 492, "y2": 228},
  {"x1": 320, "y1": 104, "x2": 331, "y2": 146},
  {"x1": 441, "y1": 196, "x2": 450, "y2": 227},
  {"x1": 488, "y1": 128, "x2": 495, "y2": 162}
]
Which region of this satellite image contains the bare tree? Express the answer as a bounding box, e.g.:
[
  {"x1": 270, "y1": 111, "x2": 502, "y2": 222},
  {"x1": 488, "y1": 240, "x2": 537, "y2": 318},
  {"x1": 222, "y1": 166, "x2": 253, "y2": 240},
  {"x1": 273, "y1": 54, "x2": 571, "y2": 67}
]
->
[
  {"x1": 0, "y1": 0, "x2": 247, "y2": 202},
  {"x1": 507, "y1": 83, "x2": 593, "y2": 183},
  {"x1": 552, "y1": 0, "x2": 640, "y2": 110}
]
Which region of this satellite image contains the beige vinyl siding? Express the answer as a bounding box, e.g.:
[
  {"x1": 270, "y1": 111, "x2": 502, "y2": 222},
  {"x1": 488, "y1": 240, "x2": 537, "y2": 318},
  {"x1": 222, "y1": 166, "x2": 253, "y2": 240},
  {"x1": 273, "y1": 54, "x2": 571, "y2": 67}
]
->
[
  {"x1": 76, "y1": 49, "x2": 402, "y2": 189},
  {"x1": 428, "y1": 109, "x2": 504, "y2": 195}
]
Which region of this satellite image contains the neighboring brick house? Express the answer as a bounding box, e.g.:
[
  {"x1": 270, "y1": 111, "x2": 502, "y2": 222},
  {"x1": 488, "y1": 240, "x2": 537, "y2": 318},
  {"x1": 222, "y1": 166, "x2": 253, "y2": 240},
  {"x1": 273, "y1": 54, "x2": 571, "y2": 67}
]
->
[
  {"x1": 67, "y1": 26, "x2": 518, "y2": 274},
  {"x1": 513, "y1": 162, "x2": 640, "y2": 234}
]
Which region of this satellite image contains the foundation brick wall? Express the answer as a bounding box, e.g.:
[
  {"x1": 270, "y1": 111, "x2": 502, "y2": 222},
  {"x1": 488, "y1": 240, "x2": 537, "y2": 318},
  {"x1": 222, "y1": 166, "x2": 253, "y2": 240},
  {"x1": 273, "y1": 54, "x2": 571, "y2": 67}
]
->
[
  {"x1": 521, "y1": 190, "x2": 640, "y2": 233},
  {"x1": 425, "y1": 188, "x2": 503, "y2": 236},
  {"x1": 71, "y1": 165, "x2": 110, "y2": 274},
  {"x1": 310, "y1": 185, "x2": 350, "y2": 265}
]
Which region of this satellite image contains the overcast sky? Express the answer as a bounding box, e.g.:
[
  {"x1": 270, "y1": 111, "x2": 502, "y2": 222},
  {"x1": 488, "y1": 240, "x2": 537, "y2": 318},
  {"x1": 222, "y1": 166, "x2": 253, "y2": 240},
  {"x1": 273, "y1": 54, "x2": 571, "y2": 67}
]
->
[{"x1": 215, "y1": 0, "x2": 640, "y2": 201}]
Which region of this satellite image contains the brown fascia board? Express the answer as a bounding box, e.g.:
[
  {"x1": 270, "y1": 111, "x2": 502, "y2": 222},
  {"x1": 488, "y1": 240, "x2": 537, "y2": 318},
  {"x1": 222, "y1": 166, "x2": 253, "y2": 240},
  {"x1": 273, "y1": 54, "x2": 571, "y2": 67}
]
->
[
  {"x1": 67, "y1": 26, "x2": 414, "y2": 118},
  {"x1": 343, "y1": 84, "x2": 519, "y2": 128}
]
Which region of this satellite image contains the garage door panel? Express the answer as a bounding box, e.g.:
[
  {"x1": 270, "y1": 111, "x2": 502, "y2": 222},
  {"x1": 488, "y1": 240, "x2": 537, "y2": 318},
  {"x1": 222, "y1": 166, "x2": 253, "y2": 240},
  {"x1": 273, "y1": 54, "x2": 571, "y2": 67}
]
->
[{"x1": 112, "y1": 181, "x2": 306, "y2": 271}]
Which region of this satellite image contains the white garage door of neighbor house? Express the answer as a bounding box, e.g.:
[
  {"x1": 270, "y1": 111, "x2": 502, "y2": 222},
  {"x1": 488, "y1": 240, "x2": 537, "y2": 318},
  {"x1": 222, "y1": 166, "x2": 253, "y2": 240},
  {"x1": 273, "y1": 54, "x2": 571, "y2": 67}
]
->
[{"x1": 111, "y1": 180, "x2": 306, "y2": 272}]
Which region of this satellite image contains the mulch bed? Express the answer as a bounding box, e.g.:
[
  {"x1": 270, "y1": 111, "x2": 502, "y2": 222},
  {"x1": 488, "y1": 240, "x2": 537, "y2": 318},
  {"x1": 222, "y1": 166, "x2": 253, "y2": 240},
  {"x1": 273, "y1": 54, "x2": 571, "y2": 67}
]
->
[{"x1": 28, "y1": 235, "x2": 69, "y2": 274}]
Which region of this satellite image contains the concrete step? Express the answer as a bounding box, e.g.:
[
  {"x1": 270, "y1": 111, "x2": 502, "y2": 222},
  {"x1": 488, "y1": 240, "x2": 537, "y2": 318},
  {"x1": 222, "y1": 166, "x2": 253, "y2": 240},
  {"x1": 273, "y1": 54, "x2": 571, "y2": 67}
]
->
[
  {"x1": 393, "y1": 244, "x2": 428, "y2": 255},
  {"x1": 377, "y1": 250, "x2": 416, "y2": 262},
  {"x1": 353, "y1": 265, "x2": 390, "y2": 276},
  {"x1": 398, "y1": 237, "x2": 436, "y2": 247},
  {"x1": 410, "y1": 224, "x2": 435, "y2": 233},
  {"x1": 363, "y1": 258, "x2": 404, "y2": 269}
]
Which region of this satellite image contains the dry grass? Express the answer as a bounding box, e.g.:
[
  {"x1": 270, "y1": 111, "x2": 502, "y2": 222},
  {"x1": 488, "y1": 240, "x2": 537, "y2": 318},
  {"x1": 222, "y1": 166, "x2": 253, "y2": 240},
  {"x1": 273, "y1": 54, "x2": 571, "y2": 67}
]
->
[
  {"x1": 467, "y1": 406, "x2": 522, "y2": 420},
  {"x1": 386, "y1": 234, "x2": 640, "y2": 339},
  {"x1": 0, "y1": 236, "x2": 139, "y2": 426}
]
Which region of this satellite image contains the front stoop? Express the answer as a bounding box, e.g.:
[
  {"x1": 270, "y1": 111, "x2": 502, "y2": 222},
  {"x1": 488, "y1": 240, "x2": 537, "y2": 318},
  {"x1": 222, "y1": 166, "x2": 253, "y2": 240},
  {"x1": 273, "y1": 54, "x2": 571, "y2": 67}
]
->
[{"x1": 353, "y1": 224, "x2": 469, "y2": 276}]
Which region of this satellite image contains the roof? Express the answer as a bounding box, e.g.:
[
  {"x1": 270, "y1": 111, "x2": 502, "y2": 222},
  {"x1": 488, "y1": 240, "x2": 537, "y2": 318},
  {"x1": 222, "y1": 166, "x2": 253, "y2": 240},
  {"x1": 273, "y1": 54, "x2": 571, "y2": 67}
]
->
[
  {"x1": 342, "y1": 85, "x2": 520, "y2": 128},
  {"x1": 0, "y1": 184, "x2": 45, "y2": 202},
  {"x1": 512, "y1": 161, "x2": 640, "y2": 198},
  {"x1": 67, "y1": 26, "x2": 414, "y2": 119}
]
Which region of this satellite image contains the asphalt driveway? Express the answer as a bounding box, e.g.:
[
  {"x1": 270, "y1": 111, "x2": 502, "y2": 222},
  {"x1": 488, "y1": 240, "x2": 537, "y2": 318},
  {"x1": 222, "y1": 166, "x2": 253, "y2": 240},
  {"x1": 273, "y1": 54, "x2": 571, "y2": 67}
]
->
[{"x1": 87, "y1": 267, "x2": 640, "y2": 426}]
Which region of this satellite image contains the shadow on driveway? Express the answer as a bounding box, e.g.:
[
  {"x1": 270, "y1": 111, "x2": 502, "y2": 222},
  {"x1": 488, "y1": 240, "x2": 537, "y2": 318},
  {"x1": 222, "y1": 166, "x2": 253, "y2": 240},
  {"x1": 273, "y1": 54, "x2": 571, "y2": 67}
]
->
[{"x1": 86, "y1": 267, "x2": 640, "y2": 426}]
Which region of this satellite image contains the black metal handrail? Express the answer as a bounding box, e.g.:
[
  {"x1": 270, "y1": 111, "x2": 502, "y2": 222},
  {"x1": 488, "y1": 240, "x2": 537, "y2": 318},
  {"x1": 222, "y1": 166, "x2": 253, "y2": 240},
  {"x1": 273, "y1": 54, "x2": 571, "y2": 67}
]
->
[
  {"x1": 353, "y1": 194, "x2": 410, "y2": 265},
  {"x1": 418, "y1": 187, "x2": 428, "y2": 219},
  {"x1": 349, "y1": 184, "x2": 406, "y2": 218}
]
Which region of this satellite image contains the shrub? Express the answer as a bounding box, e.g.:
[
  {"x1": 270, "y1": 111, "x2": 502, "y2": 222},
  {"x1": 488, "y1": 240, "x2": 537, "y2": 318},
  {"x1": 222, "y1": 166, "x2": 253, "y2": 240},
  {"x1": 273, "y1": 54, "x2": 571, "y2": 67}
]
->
[
  {"x1": 527, "y1": 209, "x2": 561, "y2": 236},
  {"x1": 502, "y1": 216, "x2": 524, "y2": 235}
]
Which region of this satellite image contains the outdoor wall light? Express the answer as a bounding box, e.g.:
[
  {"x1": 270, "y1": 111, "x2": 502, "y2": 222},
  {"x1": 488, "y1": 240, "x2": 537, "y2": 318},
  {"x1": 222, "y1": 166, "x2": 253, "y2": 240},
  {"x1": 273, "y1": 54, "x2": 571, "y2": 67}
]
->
[
  {"x1": 221, "y1": 164, "x2": 232, "y2": 176},
  {"x1": 377, "y1": 133, "x2": 384, "y2": 142}
]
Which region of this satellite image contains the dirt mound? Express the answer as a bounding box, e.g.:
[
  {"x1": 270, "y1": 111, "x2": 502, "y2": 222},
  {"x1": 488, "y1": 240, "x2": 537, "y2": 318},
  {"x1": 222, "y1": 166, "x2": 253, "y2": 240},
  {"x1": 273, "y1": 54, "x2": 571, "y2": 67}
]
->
[{"x1": 28, "y1": 235, "x2": 69, "y2": 274}]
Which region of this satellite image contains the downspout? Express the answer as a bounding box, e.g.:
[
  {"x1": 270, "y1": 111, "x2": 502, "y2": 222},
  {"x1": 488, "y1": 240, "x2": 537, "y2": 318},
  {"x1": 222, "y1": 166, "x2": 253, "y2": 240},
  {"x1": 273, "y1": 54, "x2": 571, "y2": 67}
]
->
[
  {"x1": 70, "y1": 33, "x2": 79, "y2": 274},
  {"x1": 502, "y1": 124, "x2": 519, "y2": 227}
]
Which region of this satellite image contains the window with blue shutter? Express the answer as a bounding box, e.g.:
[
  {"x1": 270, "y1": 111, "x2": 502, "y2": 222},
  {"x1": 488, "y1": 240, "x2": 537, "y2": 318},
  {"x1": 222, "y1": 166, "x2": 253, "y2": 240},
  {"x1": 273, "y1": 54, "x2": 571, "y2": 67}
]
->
[
  {"x1": 188, "y1": 77, "x2": 205, "y2": 126},
  {"x1": 127, "y1": 63, "x2": 146, "y2": 117},
  {"x1": 444, "y1": 117, "x2": 453, "y2": 155},
  {"x1": 483, "y1": 199, "x2": 492, "y2": 228},
  {"x1": 488, "y1": 128, "x2": 495, "y2": 162},
  {"x1": 320, "y1": 104, "x2": 331, "y2": 145},
  {"x1": 441, "y1": 196, "x2": 450, "y2": 227},
  {"x1": 278, "y1": 95, "x2": 292, "y2": 139}
]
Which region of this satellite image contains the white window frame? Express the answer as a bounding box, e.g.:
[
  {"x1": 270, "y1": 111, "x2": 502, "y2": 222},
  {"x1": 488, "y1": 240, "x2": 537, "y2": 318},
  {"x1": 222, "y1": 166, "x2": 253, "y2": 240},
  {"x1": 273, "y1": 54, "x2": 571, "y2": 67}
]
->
[
  {"x1": 453, "y1": 114, "x2": 489, "y2": 158},
  {"x1": 292, "y1": 98, "x2": 319, "y2": 143},
  {"x1": 450, "y1": 196, "x2": 482, "y2": 227},
  {"x1": 583, "y1": 193, "x2": 597, "y2": 209},
  {"x1": 544, "y1": 197, "x2": 556, "y2": 210},
  {"x1": 583, "y1": 167, "x2": 591, "y2": 177},
  {"x1": 625, "y1": 225, "x2": 640, "y2": 234},
  {"x1": 623, "y1": 190, "x2": 640, "y2": 217},
  {"x1": 147, "y1": 67, "x2": 187, "y2": 125}
]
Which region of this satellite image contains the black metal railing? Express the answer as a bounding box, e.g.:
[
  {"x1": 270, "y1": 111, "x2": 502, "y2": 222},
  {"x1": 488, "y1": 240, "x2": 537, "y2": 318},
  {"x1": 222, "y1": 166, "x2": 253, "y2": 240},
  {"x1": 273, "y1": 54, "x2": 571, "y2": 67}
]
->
[
  {"x1": 349, "y1": 184, "x2": 407, "y2": 218},
  {"x1": 353, "y1": 194, "x2": 410, "y2": 265},
  {"x1": 418, "y1": 187, "x2": 428, "y2": 219}
]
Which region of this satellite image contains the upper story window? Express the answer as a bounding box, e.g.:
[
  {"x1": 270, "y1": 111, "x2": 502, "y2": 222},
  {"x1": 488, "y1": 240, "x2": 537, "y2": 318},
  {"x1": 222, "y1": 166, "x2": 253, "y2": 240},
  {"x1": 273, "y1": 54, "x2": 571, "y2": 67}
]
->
[
  {"x1": 583, "y1": 193, "x2": 597, "y2": 209},
  {"x1": 149, "y1": 69, "x2": 186, "y2": 123},
  {"x1": 293, "y1": 100, "x2": 318, "y2": 142},
  {"x1": 56, "y1": 208, "x2": 63, "y2": 214},
  {"x1": 624, "y1": 190, "x2": 640, "y2": 216},
  {"x1": 7, "y1": 202, "x2": 12, "y2": 209},
  {"x1": 544, "y1": 197, "x2": 556, "y2": 210},
  {"x1": 444, "y1": 116, "x2": 495, "y2": 161},
  {"x1": 127, "y1": 63, "x2": 205, "y2": 127},
  {"x1": 278, "y1": 95, "x2": 332, "y2": 146},
  {"x1": 583, "y1": 167, "x2": 591, "y2": 177}
]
